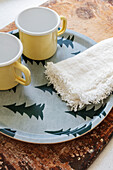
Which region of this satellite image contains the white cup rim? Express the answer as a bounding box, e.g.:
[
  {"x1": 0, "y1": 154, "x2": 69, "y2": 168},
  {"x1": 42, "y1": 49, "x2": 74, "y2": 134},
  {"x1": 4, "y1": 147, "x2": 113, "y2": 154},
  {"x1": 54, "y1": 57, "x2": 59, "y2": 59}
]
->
[
  {"x1": 15, "y1": 7, "x2": 61, "y2": 36},
  {"x1": 0, "y1": 32, "x2": 23, "y2": 67}
]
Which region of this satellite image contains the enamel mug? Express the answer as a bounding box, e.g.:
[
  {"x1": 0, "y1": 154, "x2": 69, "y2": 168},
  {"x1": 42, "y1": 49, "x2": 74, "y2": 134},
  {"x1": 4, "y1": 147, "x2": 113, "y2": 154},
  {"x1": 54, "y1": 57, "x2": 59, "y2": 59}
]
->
[
  {"x1": 0, "y1": 33, "x2": 31, "y2": 90},
  {"x1": 15, "y1": 7, "x2": 67, "y2": 60}
]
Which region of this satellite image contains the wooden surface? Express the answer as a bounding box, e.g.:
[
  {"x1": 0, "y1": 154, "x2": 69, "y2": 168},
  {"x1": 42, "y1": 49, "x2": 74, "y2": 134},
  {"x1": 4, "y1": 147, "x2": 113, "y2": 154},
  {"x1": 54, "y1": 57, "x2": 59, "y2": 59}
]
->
[{"x1": 0, "y1": 0, "x2": 113, "y2": 169}]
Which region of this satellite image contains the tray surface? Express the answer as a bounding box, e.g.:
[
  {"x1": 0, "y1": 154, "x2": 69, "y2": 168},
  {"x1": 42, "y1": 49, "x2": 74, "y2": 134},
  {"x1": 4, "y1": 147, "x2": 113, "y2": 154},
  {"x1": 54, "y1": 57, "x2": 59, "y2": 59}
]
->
[{"x1": 0, "y1": 29, "x2": 112, "y2": 144}]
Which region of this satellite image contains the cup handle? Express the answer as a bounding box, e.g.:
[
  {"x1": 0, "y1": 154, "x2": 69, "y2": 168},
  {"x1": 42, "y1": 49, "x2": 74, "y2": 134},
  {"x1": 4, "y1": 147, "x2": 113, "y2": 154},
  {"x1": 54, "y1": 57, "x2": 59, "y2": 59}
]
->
[
  {"x1": 57, "y1": 16, "x2": 67, "y2": 36},
  {"x1": 13, "y1": 61, "x2": 31, "y2": 86}
]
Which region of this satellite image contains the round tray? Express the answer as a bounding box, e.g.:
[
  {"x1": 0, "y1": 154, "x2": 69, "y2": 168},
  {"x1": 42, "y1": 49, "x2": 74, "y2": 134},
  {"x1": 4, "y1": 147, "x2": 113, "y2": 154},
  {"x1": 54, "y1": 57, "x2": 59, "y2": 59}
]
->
[{"x1": 0, "y1": 29, "x2": 112, "y2": 144}]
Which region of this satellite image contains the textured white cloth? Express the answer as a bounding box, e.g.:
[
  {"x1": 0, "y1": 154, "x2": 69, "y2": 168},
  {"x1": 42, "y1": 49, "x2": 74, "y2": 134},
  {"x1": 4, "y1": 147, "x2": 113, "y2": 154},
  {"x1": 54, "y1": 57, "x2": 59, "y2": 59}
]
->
[{"x1": 45, "y1": 38, "x2": 113, "y2": 111}]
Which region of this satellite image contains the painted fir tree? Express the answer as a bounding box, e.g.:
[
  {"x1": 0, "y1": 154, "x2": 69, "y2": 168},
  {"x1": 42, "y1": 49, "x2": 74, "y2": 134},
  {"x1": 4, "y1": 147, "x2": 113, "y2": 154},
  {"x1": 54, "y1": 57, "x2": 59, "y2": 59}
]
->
[
  {"x1": 45, "y1": 122, "x2": 92, "y2": 137},
  {"x1": 4, "y1": 103, "x2": 45, "y2": 120},
  {"x1": 65, "y1": 104, "x2": 106, "y2": 120},
  {"x1": 57, "y1": 35, "x2": 74, "y2": 48},
  {"x1": 35, "y1": 84, "x2": 56, "y2": 95}
]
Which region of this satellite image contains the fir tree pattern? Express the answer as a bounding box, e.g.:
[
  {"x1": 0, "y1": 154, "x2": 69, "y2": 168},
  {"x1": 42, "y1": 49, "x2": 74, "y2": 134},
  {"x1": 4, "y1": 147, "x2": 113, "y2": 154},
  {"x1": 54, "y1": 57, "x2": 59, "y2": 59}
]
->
[
  {"x1": 3, "y1": 29, "x2": 110, "y2": 143},
  {"x1": 22, "y1": 54, "x2": 45, "y2": 66},
  {"x1": 13, "y1": 32, "x2": 19, "y2": 38},
  {"x1": 9, "y1": 30, "x2": 19, "y2": 38},
  {"x1": 0, "y1": 128, "x2": 16, "y2": 137},
  {"x1": 8, "y1": 86, "x2": 17, "y2": 93},
  {"x1": 35, "y1": 84, "x2": 56, "y2": 94},
  {"x1": 65, "y1": 104, "x2": 106, "y2": 120},
  {"x1": 3, "y1": 103, "x2": 45, "y2": 120},
  {"x1": 45, "y1": 122, "x2": 92, "y2": 137},
  {"x1": 57, "y1": 35, "x2": 74, "y2": 48},
  {"x1": 71, "y1": 51, "x2": 81, "y2": 55}
]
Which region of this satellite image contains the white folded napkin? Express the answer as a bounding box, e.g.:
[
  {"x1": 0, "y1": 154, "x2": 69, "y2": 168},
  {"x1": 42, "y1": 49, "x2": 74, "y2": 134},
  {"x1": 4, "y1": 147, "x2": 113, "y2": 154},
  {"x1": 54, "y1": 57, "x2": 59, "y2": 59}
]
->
[{"x1": 45, "y1": 38, "x2": 113, "y2": 111}]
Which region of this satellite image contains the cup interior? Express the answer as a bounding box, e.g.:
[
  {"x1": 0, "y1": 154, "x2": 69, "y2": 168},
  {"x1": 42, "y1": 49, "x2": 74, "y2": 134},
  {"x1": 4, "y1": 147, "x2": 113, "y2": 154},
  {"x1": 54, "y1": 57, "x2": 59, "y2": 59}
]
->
[
  {"x1": 16, "y1": 7, "x2": 60, "y2": 35},
  {"x1": 0, "y1": 33, "x2": 22, "y2": 66}
]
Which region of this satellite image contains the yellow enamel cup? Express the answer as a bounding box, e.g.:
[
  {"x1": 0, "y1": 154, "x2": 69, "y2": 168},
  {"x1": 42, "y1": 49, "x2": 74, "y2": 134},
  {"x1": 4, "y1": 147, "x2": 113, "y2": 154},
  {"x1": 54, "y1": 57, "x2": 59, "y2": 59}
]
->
[
  {"x1": 15, "y1": 7, "x2": 67, "y2": 60},
  {"x1": 0, "y1": 33, "x2": 31, "y2": 90}
]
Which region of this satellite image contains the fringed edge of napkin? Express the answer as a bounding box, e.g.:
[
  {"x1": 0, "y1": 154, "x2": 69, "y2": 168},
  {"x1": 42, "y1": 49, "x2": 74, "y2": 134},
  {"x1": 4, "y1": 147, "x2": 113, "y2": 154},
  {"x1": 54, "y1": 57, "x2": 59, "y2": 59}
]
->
[
  {"x1": 45, "y1": 62, "x2": 113, "y2": 111},
  {"x1": 45, "y1": 62, "x2": 86, "y2": 111}
]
